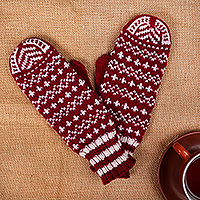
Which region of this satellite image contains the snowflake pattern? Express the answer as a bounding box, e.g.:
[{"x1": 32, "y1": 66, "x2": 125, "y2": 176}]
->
[
  {"x1": 99, "y1": 15, "x2": 171, "y2": 154},
  {"x1": 10, "y1": 38, "x2": 119, "y2": 156},
  {"x1": 9, "y1": 15, "x2": 171, "y2": 184}
]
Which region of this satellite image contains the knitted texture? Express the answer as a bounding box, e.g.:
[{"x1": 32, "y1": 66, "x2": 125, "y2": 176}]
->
[
  {"x1": 69, "y1": 59, "x2": 131, "y2": 178},
  {"x1": 9, "y1": 38, "x2": 136, "y2": 185},
  {"x1": 95, "y1": 14, "x2": 171, "y2": 156}
]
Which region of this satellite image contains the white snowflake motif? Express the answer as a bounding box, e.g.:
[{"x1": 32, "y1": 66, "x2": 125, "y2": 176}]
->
[
  {"x1": 141, "y1": 109, "x2": 147, "y2": 115},
  {"x1": 51, "y1": 103, "x2": 57, "y2": 109},
  {"x1": 94, "y1": 128, "x2": 99, "y2": 134},
  {"x1": 94, "y1": 99, "x2": 100, "y2": 105},
  {"x1": 58, "y1": 98, "x2": 64, "y2": 103},
  {"x1": 64, "y1": 62, "x2": 70, "y2": 68},
  {"x1": 101, "y1": 114, "x2": 106, "y2": 120},
  {"x1": 73, "y1": 144, "x2": 79, "y2": 150},
  {"x1": 51, "y1": 75, "x2": 57, "y2": 81},
  {"x1": 126, "y1": 127, "x2": 133, "y2": 133},
  {"x1": 108, "y1": 119, "x2": 114, "y2": 126},
  {"x1": 114, "y1": 100, "x2": 120, "y2": 107},
  {"x1": 143, "y1": 62, "x2": 150, "y2": 69},
  {"x1": 59, "y1": 126, "x2": 65, "y2": 133},
  {"x1": 72, "y1": 86, "x2": 77, "y2": 92},
  {"x1": 79, "y1": 138, "x2": 85, "y2": 143},
  {"x1": 58, "y1": 69, "x2": 63, "y2": 75},
  {"x1": 73, "y1": 115, "x2": 79, "y2": 121},
  {"x1": 65, "y1": 92, "x2": 71, "y2": 98},
  {"x1": 43, "y1": 108, "x2": 50, "y2": 115},
  {"x1": 134, "y1": 59, "x2": 141, "y2": 66},
  {"x1": 129, "y1": 80, "x2": 135, "y2": 87},
  {"x1": 146, "y1": 86, "x2": 153, "y2": 92},
  {"x1": 36, "y1": 86, "x2": 42, "y2": 92},
  {"x1": 123, "y1": 103, "x2": 129, "y2": 110},
  {"x1": 106, "y1": 98, "x2": 112, "y2": 104},
  {"x1": 66, "y1": 121, "x2": 72, "y2": 127},
  {"x1": 118, "y1": 125, "x2": 124, "y2": 131},
  {"x1": 138, "y1": 83, "x2": 144, "y2": 90},
  {"x1": 111, "y1": 74, "x2": 118, "y2": 81},
  {"x1": 80, "y1": 110, "x2": 86, "y2": 116},
  {"x1": 161, "y1": 68, "x2": 165, "y2": 74},
  {"x1": 79, "y1": 79, "x2": 85, "y2": 86},
  {"x1": 118, "y1": 51, "x2": 124, "y2": 59},
  {"x1": 44, "y1": 81, "x2": 50, "y2": 87},
  {"x1": 121, "y1": 77, "x2": 126, "y2": 84},
  {"x1": 29, "y1": 90, "x2": 35, "y2": 97},
  {"x1": 126, "y1": 55, "x2": 132, "y2": 62},
  {"x1": 152, "y1": 64, "x2": 159, "y2": 71},
  {"x1": 132, "y1": 106, "x2": 138, "y2": 112},
  {"x1": 100, "y1": 123, "x2": 106, "y2": 129},
  {"x1": 86, "y1": 133, "x2": 92, "y2": 139},
  {"x1": 134, "y1": 130, "x2": 140, "y2": 136},
  {"x1": 87, "y1": 105, "x2": 93, "y2": 110}
]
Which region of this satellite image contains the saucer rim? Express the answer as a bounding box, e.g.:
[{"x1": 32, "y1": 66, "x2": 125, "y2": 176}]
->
[{"x1": 157, "y1": 131, "x2": 200, "y2": 200}]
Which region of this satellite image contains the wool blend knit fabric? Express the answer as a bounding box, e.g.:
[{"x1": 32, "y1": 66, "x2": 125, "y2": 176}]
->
[
  {"x1": 9, "y1": 38, "x2": 136, "y2": 185},
  {"x1": 95, "y1": 14, "x2": 172, "y2": 156}
]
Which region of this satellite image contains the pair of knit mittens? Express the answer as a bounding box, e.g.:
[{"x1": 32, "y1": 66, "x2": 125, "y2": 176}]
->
[{"x1": 10, "y1": 14, "x2": 171, "y2": 185}]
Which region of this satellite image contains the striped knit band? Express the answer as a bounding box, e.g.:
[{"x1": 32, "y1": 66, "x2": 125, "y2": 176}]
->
[{"x1": 79, "y1": 130, "x2": 136, "y2": 185}]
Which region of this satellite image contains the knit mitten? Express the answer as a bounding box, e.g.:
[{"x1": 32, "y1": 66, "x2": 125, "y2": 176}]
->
[
  {"x1": 95, "y1": 14, "x2": 172, "y2": 156},
  {"x1": 70, "y1": 59, "x2": 131, "y2": 178},
  {"x1": 10, "y1": 38, "x2": 136, "y2": 185}
]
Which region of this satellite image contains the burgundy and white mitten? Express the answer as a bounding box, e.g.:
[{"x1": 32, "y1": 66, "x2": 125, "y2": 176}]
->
[
  {"x1": 95, "y1": 14, "x2": 172, "y2": 156},
  {"x1": 10, "y1": 38, "x2": 136, "y2": 185}
]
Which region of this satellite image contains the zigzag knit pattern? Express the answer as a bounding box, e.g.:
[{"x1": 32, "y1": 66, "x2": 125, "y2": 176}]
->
[
  {"x1": 96, "y1": 15, "x2": 171, "y2": 156},
  {"x1": 10, "y1": 38, "x2": 136, "y2": 185}
]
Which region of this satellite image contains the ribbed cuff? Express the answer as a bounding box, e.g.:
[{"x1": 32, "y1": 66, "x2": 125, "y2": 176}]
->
[
  {"x1": 79, "y1": 130, "x2": 136, "y2": 185},
  {"x1": 89, "y1": 165, "x2": 130, "y2": 178},
  {"x1": 120, "y1": 135, "x2": 140, "y2": 157}
]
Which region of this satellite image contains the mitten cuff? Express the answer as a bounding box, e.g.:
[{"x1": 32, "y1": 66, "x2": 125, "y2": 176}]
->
[{"x1": 79, "y1": 130, "x2": 136, "y2": 185}]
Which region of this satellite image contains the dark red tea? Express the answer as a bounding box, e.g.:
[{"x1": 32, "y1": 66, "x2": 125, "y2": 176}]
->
[{"x1": 186, "y1": 158, "x2": 200, "y2": 197}]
